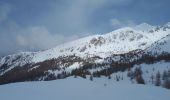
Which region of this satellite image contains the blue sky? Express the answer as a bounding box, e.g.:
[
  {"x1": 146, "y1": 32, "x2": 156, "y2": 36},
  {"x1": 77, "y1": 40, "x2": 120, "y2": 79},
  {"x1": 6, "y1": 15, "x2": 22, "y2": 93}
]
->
[{"x1": 0, "y1": 0, "x2": 170, "y2": 56}]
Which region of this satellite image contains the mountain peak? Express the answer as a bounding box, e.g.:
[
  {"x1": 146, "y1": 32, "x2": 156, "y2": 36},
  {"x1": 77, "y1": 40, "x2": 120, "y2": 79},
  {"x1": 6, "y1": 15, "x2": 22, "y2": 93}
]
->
[
  {"x1": 134, "y1": 23, "x2": 155, "y2": 31},
  {"x1": 165, "y1": 22, "x2": 170, "y2": 26}
]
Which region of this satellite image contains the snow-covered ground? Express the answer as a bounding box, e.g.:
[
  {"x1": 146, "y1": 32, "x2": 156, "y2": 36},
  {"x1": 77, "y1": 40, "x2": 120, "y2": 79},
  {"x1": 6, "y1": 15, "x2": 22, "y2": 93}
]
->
[{"x1": 0, "y1": 77, "x2": 169, "y2": 100}]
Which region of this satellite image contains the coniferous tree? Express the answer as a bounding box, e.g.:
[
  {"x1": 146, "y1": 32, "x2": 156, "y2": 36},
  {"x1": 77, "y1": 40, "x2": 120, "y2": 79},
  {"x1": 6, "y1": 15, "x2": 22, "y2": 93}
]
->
[
  {"x1": 162, "y1": 70, "x2": 168, "y2": 80},
  {"x1": 116, "y1": 75, "x2": 119, "y2": 81},
  {"x1": 90, "y1": 75, "x2": 93, "y2": 81},
  {"x1": 108, "y1": 75, "x2": 111, "y2": 79},
  {"x1": 127, "y1": 69, "x2": 134, "y2": 80},
  {"x1": 136, "y1": 74, "x2": 145, "y2": 84},
  {"x1": 155, "y1": 71, "x2": 161, "y2": 86},
  {"x1": 150, "y1": 74, "x2": 154, "y2": 84},
  {"x1": 163, "y1": 78, "x2": 170, "y2": 89}
]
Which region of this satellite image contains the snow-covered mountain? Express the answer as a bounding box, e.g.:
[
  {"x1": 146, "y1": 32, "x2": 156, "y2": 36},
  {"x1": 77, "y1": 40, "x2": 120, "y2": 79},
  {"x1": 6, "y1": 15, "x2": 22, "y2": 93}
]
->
[
  {"x1": 0, "y1": 22, "x2": 170, "y2": 89},
  {"x1": 134, "y1": 22, "x2": 155, "y2": 31},
  {"x1": 1, "y1": 22, "x2": 170, "y2": 65}
]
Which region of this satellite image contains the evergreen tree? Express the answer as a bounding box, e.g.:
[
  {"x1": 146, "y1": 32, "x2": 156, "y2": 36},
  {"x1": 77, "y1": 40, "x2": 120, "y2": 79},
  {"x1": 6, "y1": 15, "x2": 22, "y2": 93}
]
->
[
  {"x1": 116, "y1": 75, "x2": 119, "y2": 81},
  {"x1": 108, "y1": 75, "x2": 111, "y2": 79},
  {"x1": 155, "y1": 71, "x2": 161, "y2": 86},
  {"x1": 162, "y1": 70, "x2": 168, "y2": 80},
  {"x1": 150, "y1": 74, "x2": 154, "y2": 84},
  {"x1": 90, "y1": 75, "x2": 93, "y2": 81},
  {"x1": 163, "y1": 78, "x2": 170, "y2": 89},
  {"x1": 136, "y1": 74, "x2": 145, "y2": 84}
]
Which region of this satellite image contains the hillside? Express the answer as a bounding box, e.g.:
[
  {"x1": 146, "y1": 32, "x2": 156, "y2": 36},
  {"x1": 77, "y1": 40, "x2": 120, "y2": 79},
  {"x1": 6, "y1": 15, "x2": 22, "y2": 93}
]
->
[{"x1": 0, "y1": 22, "x2": 170, "y2": 89}]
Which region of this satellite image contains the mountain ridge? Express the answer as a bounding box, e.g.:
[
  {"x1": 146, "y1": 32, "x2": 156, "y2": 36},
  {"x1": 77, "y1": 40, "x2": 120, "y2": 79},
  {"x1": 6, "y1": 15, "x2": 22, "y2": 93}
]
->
[
  {"x1": 1, "y1": 22, "x2": 170, "y2": 64},
  {"x1": 0, "y1": 22, "x2": 170, "y2": 87}
]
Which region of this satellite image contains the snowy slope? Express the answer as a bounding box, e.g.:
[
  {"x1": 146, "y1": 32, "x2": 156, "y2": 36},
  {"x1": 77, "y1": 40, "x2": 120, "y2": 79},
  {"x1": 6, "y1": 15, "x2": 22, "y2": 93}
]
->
[
  {"x1": 32, "y1": 24, "x2": 170, "y2": 63},
  {"x1": 0, "y1": 77, "x2": 169, "y2": 100},
  {"x1": 1, "y1": 22, "x2": 170, "y2": 66},
  {"x1": 146, "y1": 34, "x2": 170, "y2": 55}
]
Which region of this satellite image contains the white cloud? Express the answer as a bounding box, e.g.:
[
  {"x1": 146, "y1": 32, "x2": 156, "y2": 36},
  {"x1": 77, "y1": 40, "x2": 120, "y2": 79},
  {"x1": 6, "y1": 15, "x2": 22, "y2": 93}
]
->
[
  {"x1": 110, "y1": 19, "x2": 123, "y2": 28},
  {"x1": 51, "y1": 0, "x2": 107, "y2": 33},
  {"x1": 0, "y1": 2, "x2": 90, "y2": 56},
  {"x1": 16, "y1": 26, "x2": 66, "y2": 50},
  {"x1": 110, "y1": 18, "x2": 136, "y2": 29},
  {"x1": 16, "y1": 35, "x2": 28, "y2": 46},
  {"x1": 16, "y1": 26, "x2": 93, "y2": 50},
  {"x1": 0, "y1": 0, "x2": 135, "y2": 56},
  {"x1": 45, "y1": 0, "x2": 133, "y2": 34},
  {"x1": 1, "y1": 23, "x2": 84, "y2": 55}
]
